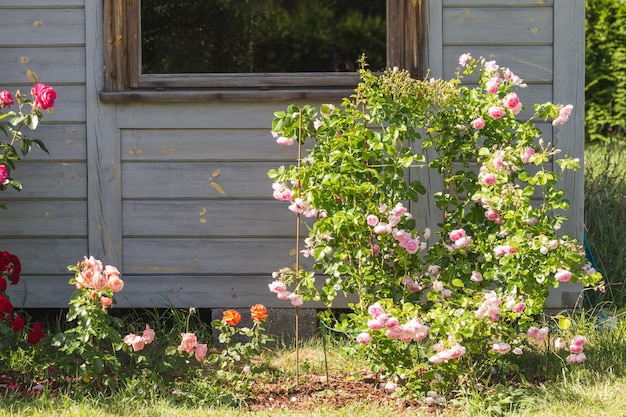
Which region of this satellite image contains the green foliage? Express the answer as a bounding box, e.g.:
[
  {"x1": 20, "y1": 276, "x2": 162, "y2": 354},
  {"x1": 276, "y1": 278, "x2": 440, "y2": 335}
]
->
[
  {"x1": 268, "y1": 56, "x2": 602, "y2": 398},
  {"x1": 585, "y1": 0, "x2": 626, "y2": 142},
  {"x1": 584, "y1": 141, "x2": 626, "y2": 306}
]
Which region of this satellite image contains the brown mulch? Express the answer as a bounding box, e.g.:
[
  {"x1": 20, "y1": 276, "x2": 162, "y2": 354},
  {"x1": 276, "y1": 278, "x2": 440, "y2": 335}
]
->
[{"x1": 244, "y1": 371, "x2": 438, "y2": 414}]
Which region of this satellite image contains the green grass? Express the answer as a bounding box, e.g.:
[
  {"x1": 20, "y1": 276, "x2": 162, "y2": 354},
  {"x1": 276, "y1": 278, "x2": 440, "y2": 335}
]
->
[{"x1": 3, "y1": 310, "x2": 626, "y2": 416}]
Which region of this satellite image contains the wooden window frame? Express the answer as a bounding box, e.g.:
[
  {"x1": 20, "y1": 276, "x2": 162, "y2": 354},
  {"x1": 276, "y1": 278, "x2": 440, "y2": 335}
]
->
[{"x1": 102, "y1": 0, "x2": 424, "y2": 100}]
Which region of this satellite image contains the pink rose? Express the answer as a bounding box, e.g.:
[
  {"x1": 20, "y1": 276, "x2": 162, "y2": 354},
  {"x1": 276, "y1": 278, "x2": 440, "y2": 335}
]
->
[
  {"x1": 276, "y1": 290, "x2": 291, "y2": 300},
  {"x1": 108, "y1": 276, "x2": 124, "y2": 293},
  {"x1": 178, "y1": 332, "x2": 199, "y2": 354},
  {"x1": 268, "y1": 280, "x2": 287, "y2": 294},
  {"x1": 288, "y1": 292, "x2": 303, "y2": 307},
  {"x1": 522, "y1": 147, "x2": 535, "y2": 163},
  {"x1": 31, "y1": 83, "x2": 56, "y2": 110},
  {"x1": 195, "y1": 343, "x2": 208, "y2": 361},
  {"x1": 367, "y1": 303, "x2": 385, "y2": 318},
  {"x1": 569, "y1": 343, "x2": 584, "y2": 354},
  {"x1": 142, "y1": 324, "x2": 155, "y2": 344},
  {"x1": 404, "y1": 239, "x2": 419, "y2": 254},
  {"x1": 276, "y1": 136, "x2": 294, "y2": 146},
  {"x1": 572, "y1": 335, "x2": 587, "y2": 346},
  {"x1": 492, "y1": 342, "x2": 511, "y2": 354},
  {"x1": 488, "y1": 106, "x2": 505, "y2": 119},
  {"x1": 502, "y1": 93, "x2": 520, "y2": 110},
  {"x1": 356, "y1": 332, "x2": 372, "y2": 345},
  {"x1": 453, "y1": 236, "x2": 472, "y2": 249},
  {"x1": 482, "y1": 173, "x2": 497, "y2": 186},
  {"x1": 486, "y1": 77, "x2": 501, "y2": 94},
  {"x1": 485, "y1": 208, "x2": 500, "y2": 222},
  {"x1": 458, "y1": 53, "x2": 472, "y2": 67},
  {"x1": 131, "y1": 335, "x2": 145, "y2": 352},
  {"x1": 0, "y1": 90, "x2": 14, "y2": 107},
  {"x1": 92, "y1": 271, "x2": 108, "y2": 291},
  {"x1": 484, "y1": 60, "x2": 499, "y2": 72},
  {"x1": 470, "y1": 271, "x2": 483, "y2": 282},
  {"x1": 449, "y1": 228, "x2": 466, "y2": 242},
  {"x1": 513, "y1": 347, "x2": 523, "y2": 355},
  {"x1": 471, "y1": 117, "x2": 485, "y2": 130},
  {"x1": 100, "y1": 296, "x2": 113, "y2": 309},
  {"x1": 0, "y1": 165, "x2": 8, "y2": 184},
  {"x1": 366, "y1": 214, "x2": 379, "y2": 226},
  {"x1": 555, "y1": 269, "x2": 572, "y2": 283}
]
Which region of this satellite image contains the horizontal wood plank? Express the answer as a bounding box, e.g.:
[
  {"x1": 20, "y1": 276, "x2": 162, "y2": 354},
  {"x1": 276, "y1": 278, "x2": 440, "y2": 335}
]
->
[
  {"x1": 0, "y1": 238, "x2": 88, "y2": 274},
  {"x1": 0, "y1": 47, "x2": 86, "y2": 84},
  {"x1": 123, "y1": 237, "x2": 310, "y2": 275},
  {"x1": 443, "y1": 45, "x2": 552, "y2": 82},
  {"x1": 0, "y1": 9, "x2": 85, "y2": 46},
  {"x1": 443, "y1": 7, "x2": 553, "y2": 45},
  {"x1": 122, "y1": 200, "x2": 296, "y2": 237},
  {"x1": 0, "y1": 1, "x2": 84, "y2": 6},
  {"x1": 16, "y1": 124, "x2": 87, "y2": 162},
  {"x1": 121, "y1": 161, "x2": 278, "y2": 199},
  {"x1": 1, "y1": 162, "x2": 87, "y2": 199},
  {"x1": 0, "y1": 200, "x2": 87, "y2": 237},
  {"x1": 115, "y1": 101, "x2": 327, "y2": 129},
  {"x1": 121, "y1": 128, "x2": 294, "y2": 162}
]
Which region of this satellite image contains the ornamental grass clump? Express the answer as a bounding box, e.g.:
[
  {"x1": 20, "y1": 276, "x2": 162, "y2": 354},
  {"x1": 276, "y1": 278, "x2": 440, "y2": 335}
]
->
[{"x1": 268, "y1": 55, "x2": 603, "y2": 398}]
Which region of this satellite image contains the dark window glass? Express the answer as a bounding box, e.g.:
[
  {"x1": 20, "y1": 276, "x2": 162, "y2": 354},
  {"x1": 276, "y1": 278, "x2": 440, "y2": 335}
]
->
[{"x1": 141, "y1": 0, "x2": 386, "y2": 74}]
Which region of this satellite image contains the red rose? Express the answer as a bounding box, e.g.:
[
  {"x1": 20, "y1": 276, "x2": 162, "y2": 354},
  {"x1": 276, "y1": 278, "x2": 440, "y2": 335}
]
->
[
  {"x1": 27, "y1": 322, "x2": 44, "y2": 345},
  {"x1": 12, "y1": 316, "x2": 25, "y2": 332},
  {"x1": 0, "y1": 90, "x2": 13, "y2": 108},
  {"x1": 0, "y1": 277, "x2": 6, "y2": 292},
  {"x1": 4, "y1": 253, "x2": 20, "y2": 286},
  {"x1": 0, "y1": 165, "x2": 6, "y2": 185},
  {"x1": 0, "y1": 294, "x2": 13, "y2": 314},
  {"x1": 31, "y1": 83, "x2": 56, "y2": 110}
]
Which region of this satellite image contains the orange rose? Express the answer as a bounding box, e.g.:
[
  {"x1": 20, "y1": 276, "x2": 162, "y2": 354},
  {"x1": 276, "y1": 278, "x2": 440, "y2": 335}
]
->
[
  {"x1": 223, "y1": 309, "x2": 242, "y2": 326},
  {"x1": 250, "y1": 304, "x2": 268, "y2": 322}
]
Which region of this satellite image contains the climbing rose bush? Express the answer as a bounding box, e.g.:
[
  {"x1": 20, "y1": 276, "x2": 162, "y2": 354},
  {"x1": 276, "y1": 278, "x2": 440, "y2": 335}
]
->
[{"x1": 268, "y1": 55, "x2": 603, "y2": 395}]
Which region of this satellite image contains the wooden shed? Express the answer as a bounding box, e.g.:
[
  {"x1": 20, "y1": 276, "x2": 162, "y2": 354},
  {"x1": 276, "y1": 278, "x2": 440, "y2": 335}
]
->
[{"x1": 2, "y1": 0, "x2": 584, "y2": 310}]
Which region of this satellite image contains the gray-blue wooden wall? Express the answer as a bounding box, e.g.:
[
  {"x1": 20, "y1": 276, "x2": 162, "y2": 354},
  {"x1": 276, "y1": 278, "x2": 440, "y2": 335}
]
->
[{"x1": 1, "y1": 0, "x2": 584, "y2": 309}]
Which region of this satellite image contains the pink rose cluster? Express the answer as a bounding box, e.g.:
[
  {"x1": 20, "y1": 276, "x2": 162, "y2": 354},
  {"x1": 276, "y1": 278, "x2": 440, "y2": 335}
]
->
[
  {"x1": 268, "y1": 279, "x2": 303, "y2": 307},
  {"x1": 123, "y1": 324, "x2": 156, "y2": 352},
  {"x1": 270, "y1": 130, "x2": 294, "y2": 146},
  {"x1": 527, "y1": 326, "x2": 549, "y2": 342},
  {"x1": 449, "y1": 228, "x2": 472, "y2": 249},
  {"x1": 363, "y1": 302, "x2": 429, "y2": 343},
  {"x1": 177, "y1": 332, "x2": 208, "y2": 362},
  {"x1": 429, "y1": 342, "x2": 467, "y2": 364},
  {"x1": 565, "y1": 335, "x2": 588, "y2": 364},
  {"x1": 271, "y1": 182, "x2": 325, "y2": 219},
  {"x1": 475, "y1": 291, "x2": 501, "y2": 322},
  {"x1": 74, "y1": 256, "x2": 124, "y2": 309},
  {"x1": 367, "y1": 203, "x2": 424, "y2": 254},
  {"x1": 552, "y1": 104, "x2": 573, "y2": 126}
]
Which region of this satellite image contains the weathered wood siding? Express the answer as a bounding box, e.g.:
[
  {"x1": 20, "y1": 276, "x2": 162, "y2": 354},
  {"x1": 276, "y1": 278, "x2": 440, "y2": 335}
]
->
[
  {"x1": 1, "y1": 1, "x2": 89, "y2": 306},
  {"x1": 3, "y1": 0, "x2": 585, "y2": 309}
]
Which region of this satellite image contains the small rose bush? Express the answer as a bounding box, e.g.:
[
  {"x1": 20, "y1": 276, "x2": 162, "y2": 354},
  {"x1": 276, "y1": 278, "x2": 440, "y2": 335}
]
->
[
  {"x1": 52, "y1": 256, "x2": 126, "y2": 381},
  {"x1": 268, "y1": 55, "x2": 603, "y2": 396}
]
